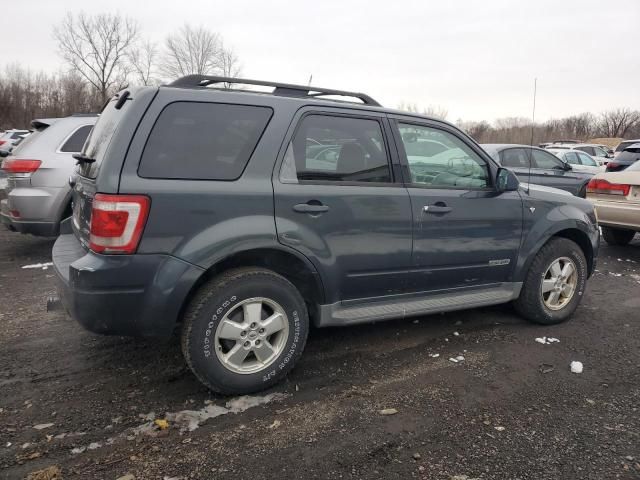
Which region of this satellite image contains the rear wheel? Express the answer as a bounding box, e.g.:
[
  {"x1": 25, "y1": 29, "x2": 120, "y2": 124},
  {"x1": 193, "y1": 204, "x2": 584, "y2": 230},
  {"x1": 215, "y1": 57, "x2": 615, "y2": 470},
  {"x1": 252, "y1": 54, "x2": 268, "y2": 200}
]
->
[
  {"x1": 181, "y1": 267, "x2": 309, "y2": 395},
  {"x1": 601, "y1": 226, "x2": 636, "y2": 246},
  {"x1": 514, "y1": 237, "x2": 587, "y2": 325}
]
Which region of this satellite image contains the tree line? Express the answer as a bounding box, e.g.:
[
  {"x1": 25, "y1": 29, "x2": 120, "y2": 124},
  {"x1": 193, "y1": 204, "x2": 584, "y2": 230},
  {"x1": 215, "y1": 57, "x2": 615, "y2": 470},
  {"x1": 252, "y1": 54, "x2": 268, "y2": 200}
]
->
[
  {"x1": 457, "y1": 110, "x2": 640, "y2": 145},
  {"x1": 0, "y1": 12, "x2": 241, "y2": 129}
]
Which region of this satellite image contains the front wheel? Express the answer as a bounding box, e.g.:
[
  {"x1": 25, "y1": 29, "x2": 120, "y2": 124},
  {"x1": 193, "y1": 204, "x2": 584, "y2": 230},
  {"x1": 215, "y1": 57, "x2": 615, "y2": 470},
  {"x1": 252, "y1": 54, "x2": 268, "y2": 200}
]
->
[
  {"x1": 181, "y1": 268, "x2": 309, "y2": 395},
  {"x1": 601, "y1": 226, "x2": 636, "y2": 246},
  {"x1": 514, "y1": 237, "x2": 588, "y2": 325}
]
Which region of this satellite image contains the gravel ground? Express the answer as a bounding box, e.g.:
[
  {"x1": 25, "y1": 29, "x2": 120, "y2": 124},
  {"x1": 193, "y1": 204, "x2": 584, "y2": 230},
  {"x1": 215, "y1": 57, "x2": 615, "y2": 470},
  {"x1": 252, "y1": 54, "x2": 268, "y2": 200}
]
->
[{"x1": 0, "y1": 227, "x2": 639, "y2": 480}]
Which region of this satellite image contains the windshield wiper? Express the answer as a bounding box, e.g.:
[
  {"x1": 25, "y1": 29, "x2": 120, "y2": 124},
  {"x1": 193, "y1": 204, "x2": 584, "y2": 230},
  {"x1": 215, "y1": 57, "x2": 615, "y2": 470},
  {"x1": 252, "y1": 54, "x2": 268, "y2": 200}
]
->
[{"x1": 72, "y1": 153, "x2": 96, "y2": 165}]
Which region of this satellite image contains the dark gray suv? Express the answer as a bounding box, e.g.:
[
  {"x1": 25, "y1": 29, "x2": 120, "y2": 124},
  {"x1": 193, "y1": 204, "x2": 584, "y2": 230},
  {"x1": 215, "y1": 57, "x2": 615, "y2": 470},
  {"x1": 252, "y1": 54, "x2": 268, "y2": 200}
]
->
[{"x1": 53, "y1": 76, "x2": 599, "y2": 394}]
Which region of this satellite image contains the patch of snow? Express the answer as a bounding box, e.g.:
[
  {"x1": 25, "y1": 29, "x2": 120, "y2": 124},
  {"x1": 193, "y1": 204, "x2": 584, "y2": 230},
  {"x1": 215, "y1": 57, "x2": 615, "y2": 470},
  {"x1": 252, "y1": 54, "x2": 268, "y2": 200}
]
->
[
  {"x1": 429, "y1": 353, "x2": 440, "y2": 358},
  {"x1": 33, "y1": 423, "x2": 54, "y2": 430},
  {"x1": 536, "y1": 337, "x2": 560, "y2": 345},
  {"x1": 570, "y1": 361, "x2": 583, "y2": 374},
  {"x1": 21, "y1": 262, "x2": 54, "y2": 270},
  {"x1": 138, "y1": 393, "x2": 288, "y2": 434}
]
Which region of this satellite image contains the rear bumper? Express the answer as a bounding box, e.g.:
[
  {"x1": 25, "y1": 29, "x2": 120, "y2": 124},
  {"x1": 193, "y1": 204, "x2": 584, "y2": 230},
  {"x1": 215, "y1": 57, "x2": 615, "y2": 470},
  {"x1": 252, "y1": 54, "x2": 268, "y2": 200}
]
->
[
  {"x1": 53, "y1": 233, "x2": 205, "y2": 337},
  {"x1": 593, "y1": 200, "x2": 640, "y2": 231},
  {"x1": 1, "y1": 185, "x2": 68, "y2": 236},
  {"x1": 1, "y1": 204, "x2": 59, "y2": 236}
]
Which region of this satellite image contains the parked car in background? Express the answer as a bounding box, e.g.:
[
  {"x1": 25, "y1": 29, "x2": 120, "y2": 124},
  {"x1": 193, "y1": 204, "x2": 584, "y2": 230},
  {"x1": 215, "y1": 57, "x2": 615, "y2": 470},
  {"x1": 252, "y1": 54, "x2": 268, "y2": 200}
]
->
[
  {"x1": 547, "y1": 148, "x2": 605, "y2": 174},
  {"x1": 481, "y1": 144, "x2": 593, "y2": 197},
  {"x1": 614, "y1": 139, "x2": 640, "y2": 158},
  {"x1": 0, "y1": 129, "x2": 30, "y2": 156},
  {"x1": 587, "y1": 160, "x2": 640, "y2": 246},
  {"x1": 605, "y1": 143, "x2": 640, "y2": 172},
  {"x1": 543, "y1": 143, "x2": 612, "y2": 166},
  {"x1": 52, "y1": 76, "x2": 598, "y2": 395},
  {"x1": 1, "y1": 114, "x2": 96, "y2": 236}
]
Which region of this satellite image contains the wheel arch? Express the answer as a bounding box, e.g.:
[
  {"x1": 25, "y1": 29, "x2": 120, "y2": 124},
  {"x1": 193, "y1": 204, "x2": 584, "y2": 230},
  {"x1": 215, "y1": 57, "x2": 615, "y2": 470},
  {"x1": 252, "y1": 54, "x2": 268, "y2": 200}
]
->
[
  {"x1": 520, "y1": 226, "x2": 596, "y2": 281},
  {"x1": 177, "y1": 246, "x2": 326, "y2": 326}
]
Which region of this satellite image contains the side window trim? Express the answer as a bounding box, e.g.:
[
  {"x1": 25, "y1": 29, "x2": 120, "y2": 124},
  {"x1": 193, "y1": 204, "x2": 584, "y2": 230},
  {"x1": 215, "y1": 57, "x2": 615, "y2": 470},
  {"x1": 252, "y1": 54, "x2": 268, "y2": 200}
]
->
[
  {"x1": 277, "y1": 110, "x2": 397, "y2": 186},
  {"x1": 389, "y1": 118, "x2": 495, "y2": 190}
]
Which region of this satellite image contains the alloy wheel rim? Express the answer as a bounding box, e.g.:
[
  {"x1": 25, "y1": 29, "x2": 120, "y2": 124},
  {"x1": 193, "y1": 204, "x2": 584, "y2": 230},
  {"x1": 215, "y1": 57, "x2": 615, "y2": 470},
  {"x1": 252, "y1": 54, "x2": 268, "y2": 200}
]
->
[
  {"x1": 214, "y1": 297, "x2": 289, "y2": 374},
  {"x1": 541, "y1": 257, "x2": 578, "y2": 311}
]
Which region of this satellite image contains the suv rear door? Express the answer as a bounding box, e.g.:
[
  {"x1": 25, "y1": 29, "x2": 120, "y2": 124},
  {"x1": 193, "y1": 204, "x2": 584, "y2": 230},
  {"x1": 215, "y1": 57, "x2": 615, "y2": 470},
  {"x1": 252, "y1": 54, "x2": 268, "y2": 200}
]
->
[
  {"x1": 391, "y1": 118, "x2": 523, "y2": 293},
  {"x1": 273, "y1": 107, "x2": 413, "y2": 302}
]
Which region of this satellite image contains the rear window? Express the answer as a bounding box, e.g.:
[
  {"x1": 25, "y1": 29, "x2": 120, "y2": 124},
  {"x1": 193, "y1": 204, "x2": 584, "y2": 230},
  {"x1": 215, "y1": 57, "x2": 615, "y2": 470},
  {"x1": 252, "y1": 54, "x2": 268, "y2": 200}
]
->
[
  {"x1": 78, "y1": 96, "x2": 133, "y2": 178},
  {"x1": 138, "y1": 102, "x2": 272, "y2": 180},
  {"x1": 60, "y1": 125, "x2": 93, "y2": 152},
  {"x1": 615, "y1": 141, "x2": 637, "y2": 152}
]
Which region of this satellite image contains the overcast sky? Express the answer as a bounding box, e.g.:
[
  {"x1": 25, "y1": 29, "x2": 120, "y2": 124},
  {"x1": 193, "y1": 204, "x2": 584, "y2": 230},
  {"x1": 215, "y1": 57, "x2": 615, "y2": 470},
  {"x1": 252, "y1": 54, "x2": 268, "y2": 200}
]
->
[{"x1": 1, "y1": 0, "x2": 638, "y2": 122}]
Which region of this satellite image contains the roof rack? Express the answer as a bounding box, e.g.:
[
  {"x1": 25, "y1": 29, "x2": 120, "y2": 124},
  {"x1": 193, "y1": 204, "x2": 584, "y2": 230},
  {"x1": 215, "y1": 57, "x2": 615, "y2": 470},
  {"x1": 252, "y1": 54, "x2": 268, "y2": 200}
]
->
[{"x1": 168, "y1": 75, "x2": 381, "y2": 107}]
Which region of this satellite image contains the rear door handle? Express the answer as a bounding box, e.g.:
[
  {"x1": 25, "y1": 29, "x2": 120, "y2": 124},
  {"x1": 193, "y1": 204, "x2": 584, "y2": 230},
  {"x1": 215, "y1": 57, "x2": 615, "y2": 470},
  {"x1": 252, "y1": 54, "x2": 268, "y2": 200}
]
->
[
  {"x1": 293, "y1": 203, "x2": 329, "y2": 214},
  {"x1": 423, "y1": 205, "x2": 452, "y2": 214}
]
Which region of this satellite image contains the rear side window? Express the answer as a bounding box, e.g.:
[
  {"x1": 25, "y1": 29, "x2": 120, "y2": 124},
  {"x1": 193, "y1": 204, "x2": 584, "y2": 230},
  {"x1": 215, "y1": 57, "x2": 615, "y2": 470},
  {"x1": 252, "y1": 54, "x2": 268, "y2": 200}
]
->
[
  {"x1": 139, "y1": 102, "x2": 272, "y2": 180},
  {"x1": 60, "y1": 125, "x2": 93, "y2": 152},
  {"x1": 280, "y1": 114, "x2": 391, "y2": 183},
  {"x1": 532, "y1": 149, "x2": 562, "y2": 169}
]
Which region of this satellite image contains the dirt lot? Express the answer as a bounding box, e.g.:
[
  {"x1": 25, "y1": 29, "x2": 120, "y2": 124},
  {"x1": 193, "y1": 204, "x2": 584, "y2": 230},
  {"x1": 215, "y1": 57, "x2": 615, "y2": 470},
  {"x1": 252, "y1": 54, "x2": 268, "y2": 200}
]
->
[{"x1": 0, "y1": 228, "x2": 639, "y2": 480}]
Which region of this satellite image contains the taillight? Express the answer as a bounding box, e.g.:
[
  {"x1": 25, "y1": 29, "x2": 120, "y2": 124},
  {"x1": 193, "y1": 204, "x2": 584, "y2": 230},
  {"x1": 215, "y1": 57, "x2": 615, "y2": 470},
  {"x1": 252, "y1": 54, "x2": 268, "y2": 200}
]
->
[
  {"x1": 89, "y1": 194, "x2": 150, "y2": 254},
  {"x1": 0, "y1": 140, "x2": 5, "y2": 146},
  {"x1": 2, "y1": 159, "x2": 42, "y2": 177},
  {"x1": 607, "y1": 162, "x2": 619, "y2": 169},
  {"x1": 587, "y1": 178, "x2": 630, "y2": 196}
]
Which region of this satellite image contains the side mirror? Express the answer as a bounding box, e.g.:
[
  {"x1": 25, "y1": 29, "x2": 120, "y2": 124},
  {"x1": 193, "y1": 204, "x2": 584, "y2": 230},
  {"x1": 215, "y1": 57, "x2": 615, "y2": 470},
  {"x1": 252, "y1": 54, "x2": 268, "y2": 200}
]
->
[
  {"x1": 496, "y1": 167, "x2": 520, "y2": 192},
  {"x1": 564, "y1": 162, "x2": 573, "y2": 171}
]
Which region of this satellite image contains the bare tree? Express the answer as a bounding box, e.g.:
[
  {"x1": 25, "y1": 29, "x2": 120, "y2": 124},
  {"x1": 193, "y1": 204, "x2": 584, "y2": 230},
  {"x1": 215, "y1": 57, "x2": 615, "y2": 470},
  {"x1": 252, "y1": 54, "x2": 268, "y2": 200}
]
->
[
  {"x1": 397, "y1": 102, "x2": 448, "y2": 120},
  {"x1": 598, "y1": 108, "x2": 640, "y2": 138},
  {"x1": 219, "y1": 45, "x2": 242, "y2": 78},
  {"x1": 54, "y1": 12, "x2": 138, "y2": 105},
  {"x1": 160, "y1": 25, "x2": 224, "y2": 79},
  {"x1": 129, "y1": 40, "x2": 158, "y2": 86}
]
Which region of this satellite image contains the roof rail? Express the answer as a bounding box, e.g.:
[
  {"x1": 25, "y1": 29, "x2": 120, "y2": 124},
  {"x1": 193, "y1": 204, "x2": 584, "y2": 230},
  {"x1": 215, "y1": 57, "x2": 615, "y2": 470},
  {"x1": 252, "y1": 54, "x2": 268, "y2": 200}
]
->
[{"x1": 168, "y1": 75, "x2": 382, "y2": 107}]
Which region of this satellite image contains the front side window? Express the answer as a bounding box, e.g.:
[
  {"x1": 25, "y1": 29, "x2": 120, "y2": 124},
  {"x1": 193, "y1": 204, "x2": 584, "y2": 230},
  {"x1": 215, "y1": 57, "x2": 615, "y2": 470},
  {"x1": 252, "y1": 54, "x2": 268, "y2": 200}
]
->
[
  {"x1": 576, "y1": 152, "x2": 597, "y2": 166},
  {"x1": 397, "y1": 123, "x2": 489, "y2": 189},
  {"x1": 139, "y1": 102, "x2": 272, "y2": 180},
  {"x1": 280, "y1": 114, "x2": 391, "y2": 183},
  {"x1": 532, "y1": 149, "x2": 563, "y2": 169},
  {"x1": 564, "y1": 151, "x2": 580, "y2": 165},
  {"x1": 592, "y1": 146, "x2": 608, "y2": 157}
]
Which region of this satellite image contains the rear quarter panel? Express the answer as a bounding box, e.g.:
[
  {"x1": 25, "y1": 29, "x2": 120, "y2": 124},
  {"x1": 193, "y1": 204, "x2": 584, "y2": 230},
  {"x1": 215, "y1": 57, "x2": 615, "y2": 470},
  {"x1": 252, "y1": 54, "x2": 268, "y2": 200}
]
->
[{"x1": 118, "y1": 88, "x2": 300, "y2": 268}]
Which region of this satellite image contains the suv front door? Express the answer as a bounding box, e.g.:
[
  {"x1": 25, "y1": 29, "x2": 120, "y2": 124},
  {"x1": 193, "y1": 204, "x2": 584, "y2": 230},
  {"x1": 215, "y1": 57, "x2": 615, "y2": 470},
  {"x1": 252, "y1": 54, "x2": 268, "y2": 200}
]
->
[
  {"x1": 391, "y1": 119, "x2": 523, "y2": 293},
  {"x1": 273, "y1": 109, "x2": 413, "y2": 303}
]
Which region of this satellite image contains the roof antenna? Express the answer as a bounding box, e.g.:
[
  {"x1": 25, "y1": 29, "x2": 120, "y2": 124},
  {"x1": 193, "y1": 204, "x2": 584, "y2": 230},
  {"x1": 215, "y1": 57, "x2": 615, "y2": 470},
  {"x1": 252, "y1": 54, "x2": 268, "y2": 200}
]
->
[
  {"x1": 308, "y1": 74, "x2": 313, "y2": 86},
  {"x1": 527, "y1": 77, "x2": 537, "y2": 194}
]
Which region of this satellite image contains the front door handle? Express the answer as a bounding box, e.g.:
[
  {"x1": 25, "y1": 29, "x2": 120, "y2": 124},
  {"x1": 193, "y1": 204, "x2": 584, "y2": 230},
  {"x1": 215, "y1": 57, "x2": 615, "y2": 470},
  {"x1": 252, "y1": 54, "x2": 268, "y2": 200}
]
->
[
  {"x1": 293, "y1": 203, "x2": 329, "y2": 214},
  {"x1": 423, "y1": 204, "x2": 452, "y2": 214}
]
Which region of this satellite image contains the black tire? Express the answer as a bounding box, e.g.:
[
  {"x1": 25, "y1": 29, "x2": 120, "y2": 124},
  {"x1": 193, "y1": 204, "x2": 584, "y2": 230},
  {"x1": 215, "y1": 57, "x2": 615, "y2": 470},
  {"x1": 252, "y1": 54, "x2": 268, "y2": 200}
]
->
[
  {"x1": 601, "y1": 226, "x2": 636, "y2": 246},
  {"x1": 577, "y1": 183, "x2": 587, "y2": 198},
  {"x1": 514, "y1": 237, "x2": 588, "y2": 325},
  {"x1": 181, "y1": 267, "x2": 309, "y2": 395}
]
